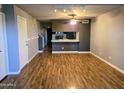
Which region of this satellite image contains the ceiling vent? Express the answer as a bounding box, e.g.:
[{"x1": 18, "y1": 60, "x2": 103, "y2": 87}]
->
[{"x1": 82, "y1": 20, "x2": 89, "y2": 24}]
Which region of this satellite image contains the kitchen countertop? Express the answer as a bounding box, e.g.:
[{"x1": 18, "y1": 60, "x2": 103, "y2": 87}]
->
[{"x1": 51, "y1": 39, "x2": 80, "y2": 42}]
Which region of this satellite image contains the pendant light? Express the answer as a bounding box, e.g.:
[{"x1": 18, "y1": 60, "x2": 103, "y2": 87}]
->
[{"x1": 69, "y1": 14, "x2": 77, "y2": 25}]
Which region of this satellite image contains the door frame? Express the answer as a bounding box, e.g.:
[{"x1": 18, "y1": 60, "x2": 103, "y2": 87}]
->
[{"x1": 0, "y1": 12, "x2": 9, "y2": 80}]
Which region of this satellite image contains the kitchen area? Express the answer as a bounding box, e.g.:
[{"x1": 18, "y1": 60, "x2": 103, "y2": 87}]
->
[
  {"x1": 51, "y1": 20, "x2": 90, "y2": 53},
  {"x1": 52, "y1": 31, "x2": 79, "y2": 52}
]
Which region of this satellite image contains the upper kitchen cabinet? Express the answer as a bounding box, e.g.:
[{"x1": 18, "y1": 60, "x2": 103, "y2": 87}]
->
[{"x1": 52, "y1": 21, "x2": 78, "y2": 32}]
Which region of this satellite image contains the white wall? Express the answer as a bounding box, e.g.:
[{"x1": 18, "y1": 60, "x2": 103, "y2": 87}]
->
[
  {"x1": 91, "y1": 6, "x2": 124, "y2": 70},
  {"x1": 14, "y1": 5, "x2": 39, "y2": 60}
]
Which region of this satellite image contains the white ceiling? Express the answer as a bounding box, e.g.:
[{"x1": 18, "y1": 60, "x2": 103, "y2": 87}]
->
[{"x1": 17, "y1": 5, "x2": 121, "y2": 21}]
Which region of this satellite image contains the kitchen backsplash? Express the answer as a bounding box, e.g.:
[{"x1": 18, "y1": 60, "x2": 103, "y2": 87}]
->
[{"x1": 52, "y1": 32, "x2": 76, "y2": 40}]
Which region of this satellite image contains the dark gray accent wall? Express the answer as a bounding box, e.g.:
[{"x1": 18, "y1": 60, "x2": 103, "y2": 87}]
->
[
  {"x1": 52, "y1": 20, "x2": 90, "y2": 51},
  {"x1": 2, "y1": 5, "x2": 20, "y2": 72},
  {"x1": 0, "y1": 5, "x2": 2, "y2": 12},
  {"x1": 79, "y1": 20, "x2": 90, "y2": 51},
  {"x1": 52, "y1": 42, "x2": 79, "y2": 51},
  {"x1": 52, "y1": 21, "x2": 78, "y2": 32}
]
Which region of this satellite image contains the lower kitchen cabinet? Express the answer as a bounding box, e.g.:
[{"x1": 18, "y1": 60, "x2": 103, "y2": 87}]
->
[{"x1": 52, "y1": 42, "x2": 79, "y2": 51}]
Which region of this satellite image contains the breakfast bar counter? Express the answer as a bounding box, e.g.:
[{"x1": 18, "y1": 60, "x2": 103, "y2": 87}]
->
[{"x1": 51, "y1": 39, "x2": 79, "y2": 43}]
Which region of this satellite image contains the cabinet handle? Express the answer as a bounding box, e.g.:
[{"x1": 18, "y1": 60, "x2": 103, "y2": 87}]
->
[{"x1": 0, "y1": 50, "x2": 3, "y2": 52}]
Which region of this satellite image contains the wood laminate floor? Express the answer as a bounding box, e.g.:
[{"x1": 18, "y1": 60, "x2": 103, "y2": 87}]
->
[{"x1": 0, "y1": 49, "x2": 124, "y2": 89}]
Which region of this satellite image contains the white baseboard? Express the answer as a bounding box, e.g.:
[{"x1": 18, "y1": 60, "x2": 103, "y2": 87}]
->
[
  {"x1": 28, "y1": 52, "x2": 39, "y2": 63},
  {"x1": 52, "y1": 51, "x2": 91, "y2": 54},
  {"x1": 91, "y1": 52, "x2": 124, "y2": 74},
  {"x1": 8, "y1": 70, "x2": 20, "y2": 75},
  {"x1": 52, "y1": 51, "x2": 79, "y2": 54},
  {"x1": 38, "y1": 50, "x2": 43, "y2": 53},
  {"x1": 8, "y1": 52, "x2": 39, "y2": 75},
  {"x1": 78, "y1": 51, "x2": 91, "y2": 53}
]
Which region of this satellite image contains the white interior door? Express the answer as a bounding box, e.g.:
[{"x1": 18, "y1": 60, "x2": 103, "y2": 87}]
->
[
  {"x1": 17, "y1": 16, "x2": 28, "y2": 70},
  {"x1": 0, "y1": 13, "x2": 7, "y2": 80}
]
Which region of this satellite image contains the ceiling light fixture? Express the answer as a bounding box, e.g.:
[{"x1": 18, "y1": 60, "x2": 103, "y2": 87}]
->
[
  {"x1": 68, "y1": 14, "x2": 77, "y2": 25},
  {"x1": 80, "y1": 5, "x2": 86, "y2": 13},
  {"x1": 83, "y1": 9, "x2": 86, "y2": 12},
  {"x1": 54, "y1": 9, "x2": 57, "y2": 12},
  {"x1": 82, "y1": 6, "x2": 86, "y2": 12},
  {"x1": 64, "y1": 9, "x2": 66, "y2": 12}
]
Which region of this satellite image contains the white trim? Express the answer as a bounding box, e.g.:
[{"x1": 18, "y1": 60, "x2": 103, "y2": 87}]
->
[
  {"x1": 0, "y1": 12, "x2": 9, "y2": 80},
  {"x1": 8, "y1": 70, "x2": 20, "y2": 75},
  {"x1": 91, "y1": 52, "x2": 124, "y2": 74},
  {"x1": 28, "y1": 52, "x2": 38, "y2": 63},
  {"x1": 8, "y1": 51, "x2": 39, "y2": 75},
  {"x1": 52, "y1": 51, "x2": 78, "y2": 54},
  {"x1": 2, "y1": 13, "x2": 9, "y2": 75},
  {"x1": 38, "y1": 50, "x2": 43, "y2": 53},
  {"x1": 78, "y1": 51, "x2": 91, "y2": 53},
  {"x1": 52, "y1": 51, "x2": 91, "y2": 54}
]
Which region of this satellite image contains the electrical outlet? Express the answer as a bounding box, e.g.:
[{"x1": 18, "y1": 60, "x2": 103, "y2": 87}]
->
[
  {"x1": 108, "y1": 56, "x2": 112, "y2": 60},
  {"x1": 61, "y1": 47, "x2": 64, "y2": 50}
]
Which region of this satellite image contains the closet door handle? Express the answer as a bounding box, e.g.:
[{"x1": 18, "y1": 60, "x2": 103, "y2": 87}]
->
[
  {"x1": 0, "y1": 50, "x2": 3, "y2": 52},
  {"x1": 25, "y1": 41, "x2": 29, "y2": 46}
]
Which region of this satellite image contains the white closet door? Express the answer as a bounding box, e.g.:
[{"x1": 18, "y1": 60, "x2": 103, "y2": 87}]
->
[
  {"x1": 17, "y1": 16, "x2": 28, "y2": 70},
  {"x1": 0, "y1": 13, "x2": 7, "y2": 80}
]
